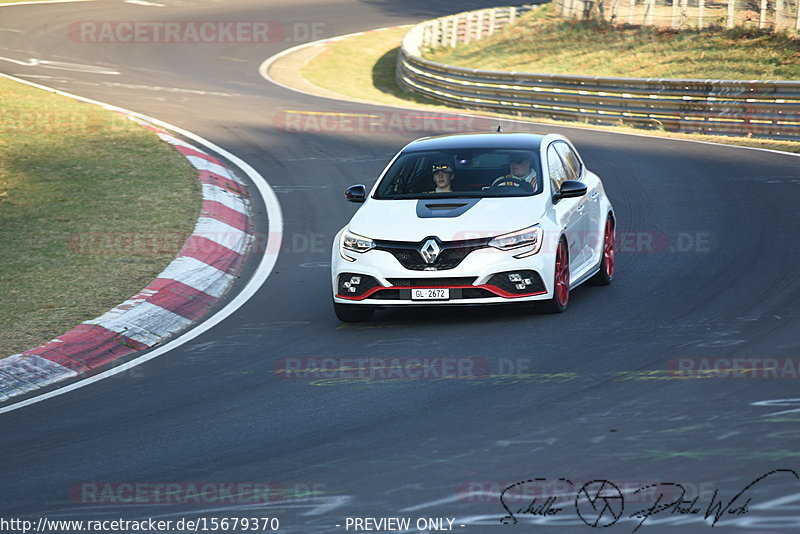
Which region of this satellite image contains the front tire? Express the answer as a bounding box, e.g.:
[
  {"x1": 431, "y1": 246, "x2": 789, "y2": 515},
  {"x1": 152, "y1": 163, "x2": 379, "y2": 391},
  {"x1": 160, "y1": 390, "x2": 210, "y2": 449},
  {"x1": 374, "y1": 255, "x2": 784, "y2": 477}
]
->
[
  {"x1": 543, "y1": 237, "x2": 570, "y2": 314},
  {"x1": 334, "y1": 302, "x2": 375, "y2": 322}
]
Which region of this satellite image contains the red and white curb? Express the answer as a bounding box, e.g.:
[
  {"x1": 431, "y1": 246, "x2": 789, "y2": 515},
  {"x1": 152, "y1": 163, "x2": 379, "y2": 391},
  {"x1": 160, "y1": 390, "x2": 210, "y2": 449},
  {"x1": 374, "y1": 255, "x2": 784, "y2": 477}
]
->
[{"x1": 0, "y1": 118, "x2": 252, "y2": 402}]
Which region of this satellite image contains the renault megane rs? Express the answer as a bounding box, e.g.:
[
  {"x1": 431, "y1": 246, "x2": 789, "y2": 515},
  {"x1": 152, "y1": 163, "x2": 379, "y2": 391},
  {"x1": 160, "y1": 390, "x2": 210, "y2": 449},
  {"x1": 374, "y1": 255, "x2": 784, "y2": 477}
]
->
[{"x1": 331, "y1": 133, "x2": 615, "y2": 322}]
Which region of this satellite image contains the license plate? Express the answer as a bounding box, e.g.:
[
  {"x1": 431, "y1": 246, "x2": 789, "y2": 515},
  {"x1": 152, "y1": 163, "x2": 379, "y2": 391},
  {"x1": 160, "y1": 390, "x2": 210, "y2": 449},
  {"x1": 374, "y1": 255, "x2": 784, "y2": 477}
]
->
[{"x1": 411, "y1": 288, "x2": 449, "y2": 300}]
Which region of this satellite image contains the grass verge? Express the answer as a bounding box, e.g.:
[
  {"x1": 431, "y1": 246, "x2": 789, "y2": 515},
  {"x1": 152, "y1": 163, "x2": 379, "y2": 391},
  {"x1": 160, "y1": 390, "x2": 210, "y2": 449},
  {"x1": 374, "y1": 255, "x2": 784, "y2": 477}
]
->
[
  {"x1": 299, "y1": 26, "x2": 800, "y2": 153},
  {"x1": 0, "y1": 77, "x2": 200, "y2": 356},
  {"x1": 428, "y1": 4, "x2": 800, "y2": 80}
]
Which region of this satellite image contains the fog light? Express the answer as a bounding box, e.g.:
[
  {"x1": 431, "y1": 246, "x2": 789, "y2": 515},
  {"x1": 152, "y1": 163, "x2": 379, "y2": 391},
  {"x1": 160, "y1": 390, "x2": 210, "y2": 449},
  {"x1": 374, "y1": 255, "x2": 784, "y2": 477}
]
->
[
  {"x1": 348, "y1": 286, "x2": 357, "y2": 293},
  {"x1": 523, "y1": 278, "x2": 531, "y2": 285},
  {"x1": 515, "y1": 283, "x2": 526, "y2": 290},
  {"x1": 350, "y1": 276, "x2": 361, "y2": 285},
  {"x1": 508, "y1": 273, "x2": 522, "y2": 282}
]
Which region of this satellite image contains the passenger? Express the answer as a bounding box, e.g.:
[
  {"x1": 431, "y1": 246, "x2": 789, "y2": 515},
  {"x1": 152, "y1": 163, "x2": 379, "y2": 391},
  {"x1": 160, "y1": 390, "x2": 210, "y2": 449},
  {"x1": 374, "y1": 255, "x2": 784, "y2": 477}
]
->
[
  {"x1": 429, "y1": 161, "x2": 455, "y2": 193},
  {"x1": 491, "y1": 153, "x2": 537, "y2": 190}
]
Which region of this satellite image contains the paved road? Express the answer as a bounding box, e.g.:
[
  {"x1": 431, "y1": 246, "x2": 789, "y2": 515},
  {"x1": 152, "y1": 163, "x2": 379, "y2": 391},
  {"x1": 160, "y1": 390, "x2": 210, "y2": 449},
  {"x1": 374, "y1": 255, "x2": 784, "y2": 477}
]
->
[{"x1": 1, "y1": 1, "x2": 799, "y2": 532}]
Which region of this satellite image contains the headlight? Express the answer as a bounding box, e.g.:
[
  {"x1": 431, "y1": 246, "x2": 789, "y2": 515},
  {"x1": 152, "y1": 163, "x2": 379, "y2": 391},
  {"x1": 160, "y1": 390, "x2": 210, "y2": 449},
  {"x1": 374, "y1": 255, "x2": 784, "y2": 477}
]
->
[
  {"x1": 340, "y1": 230, "x2": 375, "y2": 261},
  {"x1": 489, "y1": 224, "x2": 543, "y2": 256}
]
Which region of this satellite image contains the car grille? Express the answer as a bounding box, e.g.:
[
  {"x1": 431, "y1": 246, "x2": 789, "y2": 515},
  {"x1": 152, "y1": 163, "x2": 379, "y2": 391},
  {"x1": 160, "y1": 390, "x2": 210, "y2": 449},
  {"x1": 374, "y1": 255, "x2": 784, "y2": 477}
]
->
[
  {"x1": 462, "y1": 288, "x2": 497, "y2": 299},
  {"x1": 374, "y1": 238, "x2": 490, "y2": 271},
  {"x1": 386, "y1": 277, "x2": 477, "y2": 287},
  {"x1": 369, "y1": 289, "x2": 402, "y2": 300}
]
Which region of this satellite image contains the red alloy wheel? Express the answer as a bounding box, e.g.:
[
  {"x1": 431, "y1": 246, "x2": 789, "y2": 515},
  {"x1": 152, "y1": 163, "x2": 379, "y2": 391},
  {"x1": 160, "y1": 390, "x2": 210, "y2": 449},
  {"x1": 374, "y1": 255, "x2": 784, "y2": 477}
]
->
[
  {"x1": 555, "y1": 239, "x2": 569, "y2": 307},
  {"x1": 604, "y1": 218, "x2": 615, "y2": 278}
]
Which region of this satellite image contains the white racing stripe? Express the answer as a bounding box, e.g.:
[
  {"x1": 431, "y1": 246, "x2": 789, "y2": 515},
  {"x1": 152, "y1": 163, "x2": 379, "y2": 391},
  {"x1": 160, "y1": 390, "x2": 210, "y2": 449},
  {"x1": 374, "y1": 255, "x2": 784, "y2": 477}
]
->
[
  {"x1": 193, "y1": 216, "x2": 249, "y2": 253},
  {"x1": 154, "y1": 256, "x2": 234, "y2": 298},
  {"x1": 0, "y1": 0, "x2": 92, "y2": 7},
  {"x1": 185, "y1": 155, "x2": 246, "y2": 183},
  {"x1": 125, "y1": 0, "x2": 165, "y2": 6},
  {"x1": 0, "y1": 72, "x2": 283, "y2": 415},
  {"x1": 0, "y1": 355, "x2": 78, "y2": 401},
  {"x1": 153, "y1": 131, "x2": 197, "y2": 149},
  {"x1": 201, "y1": 183, "x2": 249, "y2": 214},
  {"x1": 86, "y1": 302, "x2": 194, "y2": 347},
  {"x1": 0, "y1": 56, "x2": 120, "y2": 75}
]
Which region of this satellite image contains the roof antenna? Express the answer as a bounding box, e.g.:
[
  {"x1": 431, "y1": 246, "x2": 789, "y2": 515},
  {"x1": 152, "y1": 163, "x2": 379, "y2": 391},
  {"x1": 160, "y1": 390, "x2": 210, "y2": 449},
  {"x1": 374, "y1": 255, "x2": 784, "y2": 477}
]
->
[{"x1": 496, "y1": 125, "x2": 503, "y2": 133}]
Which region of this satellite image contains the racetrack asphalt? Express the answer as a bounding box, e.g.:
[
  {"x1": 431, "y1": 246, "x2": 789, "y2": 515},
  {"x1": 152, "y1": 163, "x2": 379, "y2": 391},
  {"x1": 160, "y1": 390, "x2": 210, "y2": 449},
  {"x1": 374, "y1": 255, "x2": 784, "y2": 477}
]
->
[{"x1": 1, "y1": 1, "x2": 800, "y2": 532}]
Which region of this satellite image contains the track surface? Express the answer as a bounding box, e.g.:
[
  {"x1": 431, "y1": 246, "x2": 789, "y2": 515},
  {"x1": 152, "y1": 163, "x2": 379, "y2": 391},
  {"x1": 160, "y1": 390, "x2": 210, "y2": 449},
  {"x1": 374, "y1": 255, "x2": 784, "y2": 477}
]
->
[{"x1": 2, "y1": 1, "x2": 800, "y2": 532}]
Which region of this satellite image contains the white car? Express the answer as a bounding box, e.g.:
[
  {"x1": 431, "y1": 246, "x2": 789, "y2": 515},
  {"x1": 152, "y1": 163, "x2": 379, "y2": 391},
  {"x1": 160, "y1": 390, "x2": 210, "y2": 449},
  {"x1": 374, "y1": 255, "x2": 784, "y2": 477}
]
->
[{"x1": 331, "y1": 133, "x2": 615, "y2": 322}]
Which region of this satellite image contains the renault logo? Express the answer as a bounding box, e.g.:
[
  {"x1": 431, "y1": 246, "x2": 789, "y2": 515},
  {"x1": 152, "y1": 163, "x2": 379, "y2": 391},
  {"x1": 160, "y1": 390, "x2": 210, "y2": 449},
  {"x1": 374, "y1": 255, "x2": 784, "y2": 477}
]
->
[{"x1": 419, "y1": 239, "x2": 441, "y2": 264}]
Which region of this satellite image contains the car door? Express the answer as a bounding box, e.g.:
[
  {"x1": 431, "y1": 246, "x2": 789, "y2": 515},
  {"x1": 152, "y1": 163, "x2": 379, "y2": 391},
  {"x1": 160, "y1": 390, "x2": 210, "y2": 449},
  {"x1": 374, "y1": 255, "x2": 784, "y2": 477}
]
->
[
  {"x1": 546, "y1": 144, "x2": 585, "y2": 276},
  {"x1": 555, "y1": 141, "x2": 600, "y2": 270}
]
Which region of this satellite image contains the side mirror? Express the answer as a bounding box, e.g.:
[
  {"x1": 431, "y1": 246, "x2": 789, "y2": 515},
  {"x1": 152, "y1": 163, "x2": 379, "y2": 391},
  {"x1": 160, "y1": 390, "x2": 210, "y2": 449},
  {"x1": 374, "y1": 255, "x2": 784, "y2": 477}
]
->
[
  {"x1": 344, "y1": 184, "x2": 367, "y2": 203},
  {"x1": 553, "y1": 180, "x2": 587, "y2": 202}
]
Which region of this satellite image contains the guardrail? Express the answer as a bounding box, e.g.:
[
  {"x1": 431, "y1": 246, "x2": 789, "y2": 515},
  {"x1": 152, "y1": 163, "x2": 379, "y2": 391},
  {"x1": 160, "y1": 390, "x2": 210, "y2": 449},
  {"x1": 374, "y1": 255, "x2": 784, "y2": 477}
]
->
[{"x1": 396, "y1": 5, "x2": 800, "y2": 139}]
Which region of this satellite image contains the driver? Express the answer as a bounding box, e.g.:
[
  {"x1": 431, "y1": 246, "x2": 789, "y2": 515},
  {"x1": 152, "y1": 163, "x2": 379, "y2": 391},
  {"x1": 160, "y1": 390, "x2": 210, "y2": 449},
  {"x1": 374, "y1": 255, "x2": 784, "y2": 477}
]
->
[
  {"x1": 491, "y1": 153, "x2": 537, "y2": 190},
  {"x1": 428, "y1": 161, "x2": 455, "y2": 193}
]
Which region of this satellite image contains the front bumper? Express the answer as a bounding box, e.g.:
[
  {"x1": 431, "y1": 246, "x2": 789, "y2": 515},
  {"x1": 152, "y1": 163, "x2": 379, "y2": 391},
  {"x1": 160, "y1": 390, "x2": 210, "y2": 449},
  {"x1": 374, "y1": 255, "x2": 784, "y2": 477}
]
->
[{"x1": 331, "y1": 240, "x2": 555, "y2": 306}]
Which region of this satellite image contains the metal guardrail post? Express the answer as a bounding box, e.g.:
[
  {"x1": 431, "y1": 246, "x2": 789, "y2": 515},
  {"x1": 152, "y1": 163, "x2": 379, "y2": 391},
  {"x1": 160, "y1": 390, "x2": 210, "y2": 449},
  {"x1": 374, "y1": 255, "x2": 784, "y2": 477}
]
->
[
  {"x1": 698, "y1": 0, "x2": 706, "y2": 29},
  {"x1": 727, "y1": 0, "x2": 735, "y2": 28},
  {"x1": 797, "y1": 0, "x2": 800, "y2": 31},
  {"x1": 794, "y1": 0, "x2": 800, "y2": 32},
  {"x1": 671, "y1": 0, "x2": 680, "y2": 27}
]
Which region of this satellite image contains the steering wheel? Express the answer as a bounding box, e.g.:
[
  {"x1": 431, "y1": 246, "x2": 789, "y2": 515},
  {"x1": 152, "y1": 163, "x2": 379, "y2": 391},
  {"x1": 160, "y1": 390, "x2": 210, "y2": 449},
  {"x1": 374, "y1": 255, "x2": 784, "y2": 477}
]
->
[{"x1": 490, "y1": 177, "x2": 533, "y2": 192}]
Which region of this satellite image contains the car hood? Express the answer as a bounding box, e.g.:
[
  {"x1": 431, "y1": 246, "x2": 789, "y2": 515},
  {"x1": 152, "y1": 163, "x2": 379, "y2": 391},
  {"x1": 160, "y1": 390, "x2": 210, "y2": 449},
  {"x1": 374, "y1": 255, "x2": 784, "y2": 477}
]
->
[{"x1": 348, "y1": 197, "x2": 546, "y2": 242}]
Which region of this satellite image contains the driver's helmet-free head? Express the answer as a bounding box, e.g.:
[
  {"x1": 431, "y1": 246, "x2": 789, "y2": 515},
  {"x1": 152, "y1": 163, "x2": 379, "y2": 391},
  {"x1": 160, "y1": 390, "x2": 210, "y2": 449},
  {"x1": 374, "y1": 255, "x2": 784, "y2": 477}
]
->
[{"x1": 432, "y1": 161, "x2": 454, "y2": 174}]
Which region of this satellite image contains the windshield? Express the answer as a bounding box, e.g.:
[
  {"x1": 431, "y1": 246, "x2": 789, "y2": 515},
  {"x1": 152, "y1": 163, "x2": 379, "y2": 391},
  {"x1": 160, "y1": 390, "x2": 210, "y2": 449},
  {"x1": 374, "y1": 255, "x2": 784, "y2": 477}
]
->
[{"x1": 374, "y1": 147, "x2": 543, "y2": 199}]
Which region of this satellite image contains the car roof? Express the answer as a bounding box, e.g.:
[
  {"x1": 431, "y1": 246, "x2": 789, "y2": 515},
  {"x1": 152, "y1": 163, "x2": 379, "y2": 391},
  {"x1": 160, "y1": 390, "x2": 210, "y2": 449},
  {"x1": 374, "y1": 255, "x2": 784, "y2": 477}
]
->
[{"x1": 403, "y1": 132, "x2": 546, "y2": 152}]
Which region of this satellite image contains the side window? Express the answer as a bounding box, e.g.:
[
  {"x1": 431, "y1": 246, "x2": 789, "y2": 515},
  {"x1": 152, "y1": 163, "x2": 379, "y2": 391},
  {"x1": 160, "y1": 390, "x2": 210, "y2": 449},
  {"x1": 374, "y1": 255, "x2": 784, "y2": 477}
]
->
[
  {"x1": 547, "y1": 145, "x2": 567, "y2": 190},
  {"x1": 554, "y1": 142, "x2": 581, "y2": 181}
]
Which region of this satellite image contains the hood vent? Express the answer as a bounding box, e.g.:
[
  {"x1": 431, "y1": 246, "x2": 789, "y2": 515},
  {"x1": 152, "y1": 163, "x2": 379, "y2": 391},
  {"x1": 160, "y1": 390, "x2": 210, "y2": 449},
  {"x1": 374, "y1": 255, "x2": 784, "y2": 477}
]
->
[
  {"x1": 416, "y1": 198, "x2": 480, "y2": 218},
  {"x1": 426, "y1": 203, "x2": 467, "y2": 210}
]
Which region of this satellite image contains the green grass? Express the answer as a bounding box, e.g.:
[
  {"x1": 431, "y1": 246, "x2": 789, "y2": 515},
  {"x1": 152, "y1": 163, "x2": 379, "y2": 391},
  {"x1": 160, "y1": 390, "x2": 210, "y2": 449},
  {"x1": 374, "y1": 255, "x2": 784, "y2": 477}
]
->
[
  {"x1": 427, "y1": 4, "x2": 800, "y2": 80},
  {"x1": 299, "y1": 21, "x2": 800, "y2": 154},
  {"x1": 302, "y1": 27, "x2": 439, "y2": 108},
  {"x1": 0, "y1": 77, "x2": 200, "y2": 356}
]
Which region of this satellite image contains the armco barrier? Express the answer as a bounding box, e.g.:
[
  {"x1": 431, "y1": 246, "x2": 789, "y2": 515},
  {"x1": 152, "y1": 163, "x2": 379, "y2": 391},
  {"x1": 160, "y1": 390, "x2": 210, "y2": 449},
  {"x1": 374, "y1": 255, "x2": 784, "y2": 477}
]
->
[{"x1": 396, "y1": 5, "x2": 800, "y2": 139}]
